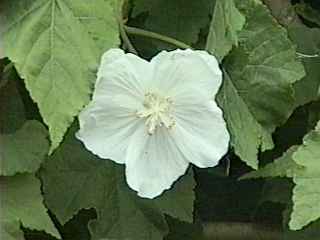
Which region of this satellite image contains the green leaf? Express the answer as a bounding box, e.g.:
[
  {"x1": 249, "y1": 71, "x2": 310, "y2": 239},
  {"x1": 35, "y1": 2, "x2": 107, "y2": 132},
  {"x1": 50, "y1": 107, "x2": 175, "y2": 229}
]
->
[
  {"x1": 1, "y1": 174, "x2": 60, "y2": 239},
  {"x1": 0, "y1": 49, "x2": 3, "y2": 59},
  {"x1": 2, "y1": 0, "x2": 120, "y2": 152},
  {"x1": 308, "y1": 101, "x2": 320, "y2": 128},
  {"x1": 132, "y1": 0, "x2": 213, "y2": 45},
  {"x1": 1, "y1": 220, "x2": 25, "y2": 240},
  {"x1": 288, "y1": 24, "x2": 320, "y2": 106},
  {"x1": 241, "y1": 121, "x2": 320, "y2": 230},
  {"x1": 206, "y1": 0, "x2": 245, "y2": 61},
  {"x1": 262, "y1": 2, "x2": 320, "y2": 107},
  {"x1": 259, "y1": 179, "x2": 293, "y2": 205},
  {"x1": 290, "y1": 121, "x2": 320, "y2": 230},
  {"x1": 217, "y1": 0, "x2": 305, "y2": 169},
  {"x1": 154, "y1": 172, "x2": 195, "y2": 223},
  {"x1": 240, "y1": 146, "x2": 302, "y2": 180},
  {"x1": 262, "y1": 0, "x2": 298, "y2": 26},
  {"x1": 284, "y1": 219, "x2": 320, "y2": 240},
  {"x1": 41, "y1": 125, "x2": 195, "y2": 240},
  {"x1": 295, "y1": 3, "x2": 320, "y2": 27},
  {"x1": 0, "y1": 120, "x2": 49, "y2": 176},
  {"x1": 0, "y1": 67, "x2": 50, "y2": 176},
  {"x1": 0, "y1": 74, "x2": 26, "y2": 134}
]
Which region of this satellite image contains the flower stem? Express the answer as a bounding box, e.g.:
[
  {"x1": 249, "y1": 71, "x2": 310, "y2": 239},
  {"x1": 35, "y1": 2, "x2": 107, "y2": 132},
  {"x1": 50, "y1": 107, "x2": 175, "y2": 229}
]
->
[
  {"x1": 117, "y1": 1, "x2": 138, "y2": 55},
  {"x1": 124, "y1": 26, "x2": 192, "y2": 50}
]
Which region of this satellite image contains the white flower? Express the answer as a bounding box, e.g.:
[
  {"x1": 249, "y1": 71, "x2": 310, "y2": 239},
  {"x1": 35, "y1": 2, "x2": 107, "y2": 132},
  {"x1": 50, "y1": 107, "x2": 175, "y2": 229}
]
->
[{"x1": 76, "y1": 48, "x2": 230, "y2": 199}]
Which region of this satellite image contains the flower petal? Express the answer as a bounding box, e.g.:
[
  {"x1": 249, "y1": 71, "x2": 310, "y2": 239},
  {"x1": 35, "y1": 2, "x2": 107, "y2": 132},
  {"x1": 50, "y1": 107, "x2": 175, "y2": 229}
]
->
[
  {"x1": 94, "y1": 48, "x2": 153, "y2": 103},
  {"x1": 77, "y1": 96, "x2": 144, "y2": 163},
  {"x1": 125, "y1": 127, "x2": 189, "y2": 199},
  {"x1": 150, "y1": 49, "x2": 222, "y2": 98},
  {"x1": 77, "y1": 48, "x2": 155, "y2": 163},
  {"x1": 172, "y1": 100, "x2": 230, "y2": 168}
]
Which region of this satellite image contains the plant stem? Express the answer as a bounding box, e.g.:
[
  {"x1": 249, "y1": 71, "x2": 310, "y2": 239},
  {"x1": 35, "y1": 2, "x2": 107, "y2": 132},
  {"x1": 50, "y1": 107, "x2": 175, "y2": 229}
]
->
[
  {"x1": 117, "y1": 1, "x2": 138, "y2": 55},
  {"x1": 124, "y1": 26, "x2": 192, "y2": 50}
]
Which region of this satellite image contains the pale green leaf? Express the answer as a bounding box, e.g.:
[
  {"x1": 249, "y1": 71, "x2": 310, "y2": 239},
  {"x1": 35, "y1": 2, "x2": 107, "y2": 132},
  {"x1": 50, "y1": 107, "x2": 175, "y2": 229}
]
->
[
  {"x1": 0, "y1": 121, "x2": 49, "y2": 176},
  {"x1": 1, "y1": 0, "x2": 119, "y2": 152},
  {"x1": 206, "y1": 0, "x2": 245, "y2": 61},
  {"x1": 240, "y1": 146, "x2": 302, "y2": 180},
  {"x1": 132, "y1": 0, "x2": 213, "y2": 45},
  {"x1": 0, "y1": 174, "x2": 60, "y2": 239},
  {"x1": 41, "y1": 125, "x2": 195, "y2": 240},
  {"x1": 290, "y1": 121, "x2": 320, "y2": 230},
  {"x1": 284, "y1": 219, "x2": 320, "y2": 240},
  {"x1": 241, "y1": 121, "x2": 320, "y2": 230},
  {"x1": 1, "y1": 220, "x2": 25, "y2": 240},
  {"x1": 217, "y1": 0, "x2": 305, "y2": 169}
]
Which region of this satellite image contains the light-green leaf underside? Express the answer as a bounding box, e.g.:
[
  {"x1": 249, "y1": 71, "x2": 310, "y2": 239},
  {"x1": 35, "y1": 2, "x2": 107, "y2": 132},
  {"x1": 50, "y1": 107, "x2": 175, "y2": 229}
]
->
[
  {"x1": 291, "y1": 121, "x2": 320, "y2": 230},
  {"x1": 41, "y1": 125, "x2": 195, "y2": 240},
  {"x1": 217, "y1": 0, "x2": 305, "y2": 169},
  {"x1": 241, "y1": 121, "x2": 320, "y2": 230},
  {"x1": 1, "y1": 174, "x2": 60, "y2": 239},
  {"x1": 1, "y1": 0, "x2": 120, "y2": 152}
]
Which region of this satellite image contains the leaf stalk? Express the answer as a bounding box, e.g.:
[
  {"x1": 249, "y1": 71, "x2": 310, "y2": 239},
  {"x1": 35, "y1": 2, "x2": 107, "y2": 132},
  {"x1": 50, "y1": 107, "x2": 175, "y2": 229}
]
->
[
  {"x1": 117, "y1": 0, "x2": 138, "y2": 54},
  {"x1": 124, "y1": 26, "x2": 192, "y2": 50}
]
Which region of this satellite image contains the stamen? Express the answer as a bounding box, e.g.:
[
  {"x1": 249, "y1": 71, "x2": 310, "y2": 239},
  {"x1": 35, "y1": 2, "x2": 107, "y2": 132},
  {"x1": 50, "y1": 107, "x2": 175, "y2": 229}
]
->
[{"x1": 136, "y1": 92, "x2": 175, "y2": 134}]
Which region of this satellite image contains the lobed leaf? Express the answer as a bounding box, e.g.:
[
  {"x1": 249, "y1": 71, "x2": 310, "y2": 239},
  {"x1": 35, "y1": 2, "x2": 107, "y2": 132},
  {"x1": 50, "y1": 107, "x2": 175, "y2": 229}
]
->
[
  {"x1": 1, "y1": 174, "x2": 60, "y2": 239},
  {"x1": 0, "y1": 120, "x2": 49, "y2": 176},
  {"x1": 1, "y1": 0, "x2": 120, "y2": 152},
  {"x1": 288, "y1": 24, "x2": 320, "y2": 106},
  {"x1": 218, "y1": 0, "x2": 305, "y2": 169},
  {"x1": 240, "y1": 146, "x2": 302, "y2": 180},
  {"x1": 290, "y1": 121, "x2": 320, "y2": 230},
  {"x1": 241, "y1": 121, "x2": 320, "y2": 230}
]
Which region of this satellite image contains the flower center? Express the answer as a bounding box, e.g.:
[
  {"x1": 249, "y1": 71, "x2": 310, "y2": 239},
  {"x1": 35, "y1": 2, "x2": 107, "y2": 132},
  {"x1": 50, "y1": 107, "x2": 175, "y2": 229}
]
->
[{"x1": 137, "y1": 92, "x2": 175, "y2": 135}]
